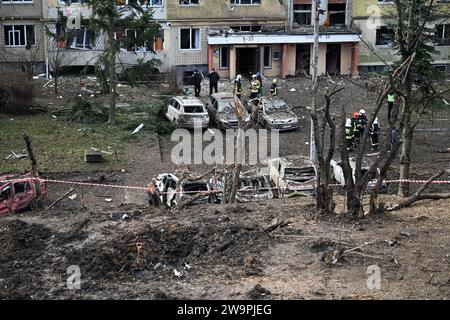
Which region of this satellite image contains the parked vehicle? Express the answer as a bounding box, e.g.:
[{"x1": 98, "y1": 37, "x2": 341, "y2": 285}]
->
[
  {"x1": 155, "y1": 173, "x2": 215, "y2": 208},
  {"x1": 165, "y1": 96, "x2": 209, "y2": 129},
  {"x1": 330, "y1": 158, "x2": 387, "y2": 191},
  {"x1": 210, "y1": 168, "x2": 273, "y2": 203},
  {"x1": 247, "y1": 97, "x2": 298, "y2": 131},
  {"x1": 0, "y1": 174, "x2": 48, "y2": 216},
  {"x1": 206, "y1": 92, "x2": 250, "y2": 130},
  {"x1": 268, "y1": 155, "x2": 317, "y2": 196}
]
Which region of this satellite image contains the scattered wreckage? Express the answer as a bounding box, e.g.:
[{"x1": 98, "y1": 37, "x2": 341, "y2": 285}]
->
[
  {"x1": 206, "y1": 92, "x2": 250, "y2": 130},
  {"x1": 268, "y1": 155, "x2": 317, "y2": 196},
  {"x1": 330, "y1": 158, "x2": 387, "y2": 191},
  {"x1": 247, "y1": 97, "x2": 298, "y2": 131},
  {"x1": 210, "y1": 168, "x2": 274, "y2": 203},
  {"x1": 0, "y1": 174, "x2": 48, "y2": 216}
]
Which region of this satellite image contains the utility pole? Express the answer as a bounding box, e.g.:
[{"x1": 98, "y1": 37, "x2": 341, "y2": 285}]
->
[{"x1": 309, "y1": 0, "x2": 322, "y2": 161}]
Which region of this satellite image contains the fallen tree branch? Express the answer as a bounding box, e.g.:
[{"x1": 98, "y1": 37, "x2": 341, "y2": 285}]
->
[
  {"x1": 344, "y1": 239, "x2": 380, "y2": 254},
  {"x1": 176, "y1": 190, "x2": 222, "y2": 210},
  {"x1": 46, "y1": 187, "x2": 75, "y2": 210},
  {"x1": 386, "y1": 170, "x2": 446, "y2": 211}
]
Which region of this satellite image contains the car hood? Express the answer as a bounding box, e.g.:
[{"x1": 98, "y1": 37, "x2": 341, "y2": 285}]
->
[{"x1": 265, "y1": 111, "x2": 297, "y2": 122}]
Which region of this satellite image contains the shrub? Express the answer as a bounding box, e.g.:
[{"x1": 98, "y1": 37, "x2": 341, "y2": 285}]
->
[
  {"x1": 0, "y1": 72, "x2": 35, "y2": 114},
  {"x1": 68, "y1": 98, "x2": 109, "y2": 124}
]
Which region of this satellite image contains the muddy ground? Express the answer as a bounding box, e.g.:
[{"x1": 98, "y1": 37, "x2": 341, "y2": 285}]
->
[{"x1": 1, "y1": 75, "x2": 449, "y2": 299}]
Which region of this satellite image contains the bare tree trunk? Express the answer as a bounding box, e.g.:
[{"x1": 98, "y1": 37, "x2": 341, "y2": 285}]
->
[
  {"x1": 398, "y1": 114, "x2": 412, "y2": 197},
  {"x1": 107, "y1": 21, "x2": 117, "y2": 126},
  {"x1": 23, "y1": 131, "x2": 41, "y2": 198}
]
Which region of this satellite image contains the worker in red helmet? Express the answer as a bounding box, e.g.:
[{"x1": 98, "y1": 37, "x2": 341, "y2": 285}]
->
[{"x1": 351, "y1": 111, "x2": 361, "y2": 148}]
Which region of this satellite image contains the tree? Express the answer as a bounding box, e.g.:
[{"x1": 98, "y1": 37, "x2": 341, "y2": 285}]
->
[{"x1": 83, "y1": 0, "x2": 160, "y2": 125}]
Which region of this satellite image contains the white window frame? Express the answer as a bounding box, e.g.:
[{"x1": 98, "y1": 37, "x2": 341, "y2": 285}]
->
[
  {"x1": 293, "y1": 4, "x2": 312, "y2": 26},
  {"x1": 230, "y1": 0, "x2": 261, "y2": 5},
  {"x1": 436, "y1": 24, "x2": 450, "y2": 46},
  {"x1": 179, "y1": 0, "x2": 199, "y2": 6},
  {"x1": 4, "y1": 25, "x2": 35, "y2": 47},
  {"x1": 114, "y1": 0, "x2": 163, "y2": 6},
  {"x1": 179, "y1": 28, "x2": 201, "y2": 51},
  {"x1": 70, "y1": 27, "x2": 93, "y2": 50},
  {"x1": 1, "y1": 0, "x2": 34, "y2": 4},
  {"x1": 58, "y1": 0, "x2": 85, "y2": 4}
]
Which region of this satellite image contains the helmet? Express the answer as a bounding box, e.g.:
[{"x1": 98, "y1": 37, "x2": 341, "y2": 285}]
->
[
  {"x1": 273, "y1": 79, "x2": 277, "y2": 83},
  {"x1": 359, "y1": 109, "x2": 366, "y2": 114},
  {"x1": 346, "y1": 118, "x2": 352, "y2": 127},
  {"x1": 353, "y1": 111, "x2": 359, "y2": 118},
  {"x1": 374, "y1": 117, "x2": 379, "y2": 125},
  {"x1": 251, "y1": 74, "x2": 257, "y2": 78},
  {"x1": 236, "y1": 74, "x2": 242, "y2": 80}
]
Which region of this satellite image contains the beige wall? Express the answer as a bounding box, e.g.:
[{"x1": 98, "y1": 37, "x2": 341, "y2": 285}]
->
[
  {"x1": 0, "y1": 0, "x2": 42, "y2": 18},
  {"x1": 0, "y1": 21, "x2": 45, "y2": 62},
  {"x1": 340, "y1": 42, "x2": 352, "y2": 75},
  {"x1": 317, "y1": 43, "x2": 326, "y2": 75},
  {"x1": 264, "y1": 44, "x2": 281, "y2": 77},
  {"x1": 167, "y1": 0, "x2": 285, "y2": 22},
  {"x1": 169, "y1": 25, "x2": 208, "y2": 66}
]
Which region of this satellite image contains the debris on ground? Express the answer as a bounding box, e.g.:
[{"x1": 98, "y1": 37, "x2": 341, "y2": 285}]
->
[{"x1": 247, "y1": 284, "x2": 271, "y2": 299}]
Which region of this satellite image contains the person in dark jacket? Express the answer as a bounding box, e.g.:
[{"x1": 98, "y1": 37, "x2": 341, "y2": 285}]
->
[
  {"x1": 234, "y1": 74, "x2": 243, "y2": 100},
  {"x1": 192, "y1": 69, "x2": 202, "y2": 97},
  {"x1": 370, "y1": 117, "x2": 381, "y2": 151},
  {"x1": 208, "y1": 68, "x2": 220, "y2": 96}
]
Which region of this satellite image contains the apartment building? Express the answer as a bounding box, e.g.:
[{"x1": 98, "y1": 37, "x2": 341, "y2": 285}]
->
[
  {"x1": 167, "y1": 0, "x2": 360, "y2": 81},
  {"x1": 352, "y1": 0, "x2": 450, "y2": 73},
  {"x1": 0, "y1": 0, "x2": 46, "y2": 73},
  {"x1": 43, "y1": 0, "x2": 168, "y2": 72}
]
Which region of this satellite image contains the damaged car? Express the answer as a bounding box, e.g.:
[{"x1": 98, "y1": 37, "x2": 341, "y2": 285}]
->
[
  {"x1": 330, "y1": 158, "x2": 387, "y2": 191},
  {"x1": 268, "y1": 155, "x2": 317, "y2": 196},
  {"x1": 165, "y1": 96, "x2": 209, "y2": 129},
  {"x1": 210, "y1": 168, "x2": 273, "y2": 203},
  {"x1": 206, "y1": 92, "x2": 250, "y2": 130},
  {"x1": 247, "y1": 97, "x2": 298, "y2": 131},
  {"x1": 155, "y1": 173, "x2": 216, "y2": 208},
  {"x1": 0, "y1": 174, "x2": 48, "y2": 216}
]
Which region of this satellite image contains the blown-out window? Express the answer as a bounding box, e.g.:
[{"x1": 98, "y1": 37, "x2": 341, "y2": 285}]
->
[
  {"x1": 436, "y1": 24, "x2": 450, "y2": 46},
  {"x1": 180, "y1": 28, "x2": 200, "y2": 50},
  {"x1": 220, "y1": 46, "x2": 229, "y2": 70},
  {"x1": 375, "y1": 26, "x2": 395, "y2": 46},
  {"x1": 231, "y1": 0, "x2": 261, "y2": 4}
]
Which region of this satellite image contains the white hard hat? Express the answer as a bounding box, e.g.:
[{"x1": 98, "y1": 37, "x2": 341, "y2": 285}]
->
[
  {"x1": 251, "y1": 74, "x2": 256, "y2": 78},
  {"x1": 273, "y1": 79, "x2": 277, "y2": 83},
  {"x1": 236, "y1": 74, "x2": 242, "y2": 80},
  {"x1": 346, "y1": 118, "x2": 352, "y2": 126},
  {"x1": 374, "y1": 117, "x2": 379, "y2": 124},
  {"x1": 359, "y1": 109, "x2": 366, "y2": 114}
]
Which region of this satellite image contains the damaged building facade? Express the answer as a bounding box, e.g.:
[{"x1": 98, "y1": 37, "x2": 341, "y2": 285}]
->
[
  {"x1": 0, "y1": 0, "x2": 46, "y2": 73},
  {"x1": 167, "y1": 0, "x2": 360, "y2": 81},
  {"x1": 353, "y1": 0, "x2": 450, "y2": 73}
]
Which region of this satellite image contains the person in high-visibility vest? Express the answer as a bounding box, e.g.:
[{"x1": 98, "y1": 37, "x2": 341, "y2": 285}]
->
[
  {"x1": 370, "y1": 117, "x2": 381, "y2": 151},
  {"x1": 250, "y1": 74, "x2": 260, "y2": 99},
  {"x1": 345, "y1": 118, "x2": 354, "y2": 151},
  {"x1": 387, "y1": 91, "x2": 395, "y2": 121},
  {"x1": 270, "y1": 79, "x2": 278, "y2": 96},
  {"x1": 234, "y1": 74, "x2": 243, "y2": 100},
  {"x1": 351, "y1": 111, "x2": 360, "y2": 147}
]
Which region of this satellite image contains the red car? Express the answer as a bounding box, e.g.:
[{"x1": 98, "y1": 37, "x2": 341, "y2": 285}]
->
[{"x1": 0, "y1": 174, "x2": 48, "y2": 216}]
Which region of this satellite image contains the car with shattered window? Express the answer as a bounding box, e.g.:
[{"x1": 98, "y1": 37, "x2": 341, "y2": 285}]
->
[
  {"x1": 155, "y1": 173, "x2": 216, "y2": 208},
  {"x1": 205, "y1": 92, "x2": 250, "y2": 130},
  {"x1": 165, "y1": 96, "x2": 209, "y2": 129},
  {"x1": 330, "y1": 158, "x2": 387, "y2": 192},
  {"x1": 268, "y1": 155, "x2": 317, "y2": 196},
  {"x1": 210, "y1": 168, "x2": 273, "y2": 203},
  {"x1": 0, "y1": 174, "x2": 48, "y2": 216},
  {"x1": 247, "y1": 96, "x2": 298, "y2": 131}
]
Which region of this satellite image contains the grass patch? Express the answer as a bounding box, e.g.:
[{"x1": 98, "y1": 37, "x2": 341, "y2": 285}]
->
[{"x1": 0, "y1": 113, "x2": 129, "y2": 174}]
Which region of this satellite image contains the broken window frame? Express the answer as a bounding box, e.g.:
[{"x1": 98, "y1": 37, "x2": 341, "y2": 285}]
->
[
  {"x1": 0, "y1": 184, "x2": 12, "y2": 201},
  {"x1": 70, "y1": 27, "x2": 93, "y2": 50},
  {"x1": 220, "y1": 46, "x2": 229, "y2": 70},
  {"x1": 179, "y1": 28, "x2": 200, "y2": 50},
  {"x1": 179, "y1": 0, "x2": 199, "y2": 6},
  {"x1": 1, "y1": 0, "x2": 34, "y2": 4},
  {"x1": 58, "y1": 0, "x2": 87, "y2": 4},
  {"x1": 293, "y1": 4, "x2": 312, "y2": 26},
  {"x1": 4, "y1": 25, "x2": 35, "y2": 47},
  {"x1": 230, "y1": 25, "x2": 262, "y2": 32},
  {"x1": 230, "y1": 0, "x2": 261, "y2": 5},
  {"x1": 375, "y1": 26, "x2": 395, "y2": 47},
  {"x1": 435, "y1": 24, "x2": 450, "y2": 46},
  {"x1": 263, "y1": 45, "x2": 272, "y2": 69}
]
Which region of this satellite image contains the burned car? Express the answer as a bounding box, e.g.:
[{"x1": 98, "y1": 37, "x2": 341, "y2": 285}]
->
[
  {"x1": 247, "y1": 97, "x2": 298, "y2": 131},
  {"x1": 330, "y1": 158, "x2": 387, "y2": 191},
  {"x1": 0, "y1": 174, "x2": 48, "y2": 216},
  {"x1": 206, "y1": 92, "x2": 250, "y2": 130},
  {"x1": 268, "y1": 155, "x2": 317, "y2": 196},
  {"x1": 155, "y1": 173, "x2": 215, "y2": 208},
  {"x1": 210, "y1": 168, "x2": 273, "y2": 203}
]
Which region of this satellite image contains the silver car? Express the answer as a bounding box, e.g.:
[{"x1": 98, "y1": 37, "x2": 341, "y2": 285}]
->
[
  {"x1": 165, "y1": 96, "x2": 209, "y2": 129},
  {"x1": 248, "y1": 97, "x2": 298, "y2": 131},
  {"x1": 206, "y1": 93, "x2": 250, "y2": 130}
]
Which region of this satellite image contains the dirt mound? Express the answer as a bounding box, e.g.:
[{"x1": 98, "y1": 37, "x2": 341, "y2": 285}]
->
[
  {"x1": 247, "y1": 284, "x2": 271, "y2": 299},
  {"x1": 64, "y1": 222, "x2": 270, "y2": 280},
  {"x1": 0, "y1": 220, "x2": 52, "y2": 262}
]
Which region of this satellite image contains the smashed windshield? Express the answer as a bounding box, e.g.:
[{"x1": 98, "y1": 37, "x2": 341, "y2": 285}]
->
[
  {"x1": 219, "y1": 99, "x2": 236, "y2": 112},
  {"x1": 184, "y1": 105, "x2": 205, "y2": 113},
  {"x1": 265, "y1": 99, "x2": 291, "y2": 113}
]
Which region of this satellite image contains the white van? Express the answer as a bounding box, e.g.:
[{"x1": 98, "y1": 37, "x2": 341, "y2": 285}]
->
[{"x1": 165, "y1": 96, "x2": 209, "y2": 129}]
